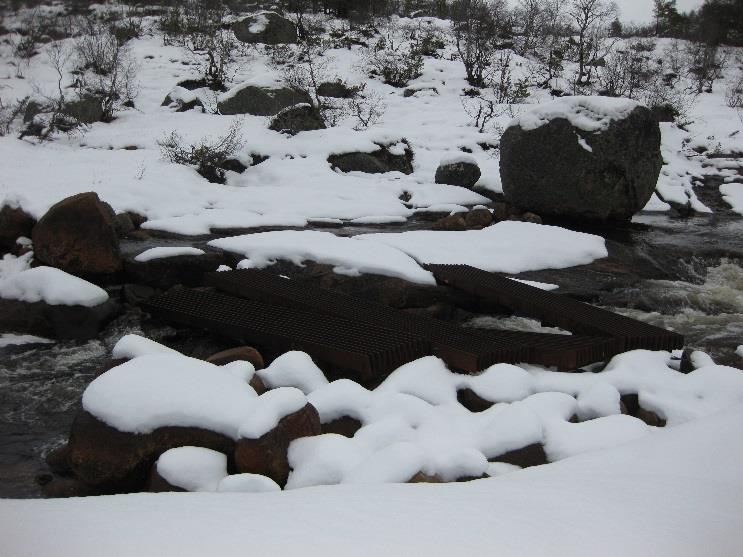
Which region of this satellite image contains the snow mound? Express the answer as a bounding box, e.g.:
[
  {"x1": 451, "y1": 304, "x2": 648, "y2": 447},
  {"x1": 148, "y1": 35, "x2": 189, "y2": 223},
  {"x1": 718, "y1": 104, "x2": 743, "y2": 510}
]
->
[
  {"x1": 112, "y1": 334, "x2": 180, "y2": 360},
  {"x1": 134, "y1": 247, "x2": 206, "y2": 262},
  {"x1": 439, "y1": 153, "x2": 477, "y2": 166},
  {"x1": 0, "y1": 266, "x2": 109, "y2": 307},
  {"x1": 217, "y1": 473, "x2": 281, "y2": 493},
  {"x1": 156, "y1": 447, "x2": 228, "y2": 492},
  {"x1": 361, "y1": 221, "x2": 608, "y2": 275},
  {"x1": 511, "y1": 96, "x2": 642, "y2": 133},
  {"x1": 237, "y1": 387, "x2": 308, "y2": 439},
  {"x1": 209, "y1": 230, "x2": 436, "y2": 285},
  {"x1": 258, "y1": 351, "x2": 328, "y2": 395},
  {"x1": 82, "y1": 354, "x2": 258, "y2": 439}
]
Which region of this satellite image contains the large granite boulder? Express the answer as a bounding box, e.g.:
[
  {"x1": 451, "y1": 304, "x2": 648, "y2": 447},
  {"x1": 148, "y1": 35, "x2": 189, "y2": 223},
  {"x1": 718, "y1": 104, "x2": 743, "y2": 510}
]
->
[
  {"x1": 0, "y1": 204, "x2": 35, "y2": 254},
  {"x1": 32, "y1": 192, "x2": 122, "y2": 277},
  {"x1": 218, "y1": 85, "x2": 312, "y2": 116},
  {"x1": 232, "y1": 12, "x2": 297, "y2": 45},
  {"x1": 124, "y1": 251, "x2": 226, "y2": 290},
  {"x1": 499, "y1": 96, "x2": 662, "y2": 221}
]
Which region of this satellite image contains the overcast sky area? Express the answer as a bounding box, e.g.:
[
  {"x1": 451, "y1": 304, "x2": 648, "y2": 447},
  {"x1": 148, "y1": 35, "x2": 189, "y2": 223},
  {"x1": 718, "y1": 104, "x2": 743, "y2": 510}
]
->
[{"x1": 612, "y1": 0, "x2": 706, "y2": 23}]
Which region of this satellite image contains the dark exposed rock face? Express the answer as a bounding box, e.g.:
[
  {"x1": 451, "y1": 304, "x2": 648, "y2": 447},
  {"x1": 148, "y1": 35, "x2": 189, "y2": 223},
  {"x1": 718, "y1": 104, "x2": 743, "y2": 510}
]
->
[
  {"x1": 124, "y1": 252, "x2": 226, "y2": 290},
  {"x1": 32, "y1": 192, "x2": 122, "y2": 277},
  {"x1": 66, "y1": 410, "x2": 235, "y2": 491},
  {"x1": 206, "y1": 346, "x2": 265, "y2": 370},
  {"x1": 317, "y1": 80, "x2": 357, "y2": 98},
  {"x1": 328, "y1": 142, "x2": 414, "y2": 175},
  {"x1": 0, "y1": 297, "x2": 120, "y2": 340},
  {"x1": 234, "y1": 402, "x2": 321, "y2": 486},
  {"x1": 232, "y1": 12, "x2": 297, "y2": 45},
  {"x1": 268, "y1": 103, "x2": 326, "y2": 135},
  {"x1": 500, "y1": 102, "x2": 662, "y2": 221},
  {"x1": 435, "y1": 159, "x2": 481, "y2": 189},
  {"x1": 0, "y1": 204, "x2": 35, "y2": 254},
  {"x1": 321, "y1": 416, "x2": 363, "y2": 437},
  {"x1": 217, "y1": 85, "x2": 312, "y2": 116},
  {"x1": 490, "y1": 443, "x2": 548, "y2": 468}
]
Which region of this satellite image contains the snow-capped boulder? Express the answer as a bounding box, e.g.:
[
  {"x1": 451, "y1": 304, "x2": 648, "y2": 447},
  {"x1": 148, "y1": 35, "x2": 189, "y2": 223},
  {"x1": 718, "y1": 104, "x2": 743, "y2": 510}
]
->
[
  {"x1": 148, "y1": 447, "x2": 229, "y2": 493},
  {"x1": 32, "y1": 192, "x2": 122, "y2": 277},
  {"x1": 232, "y1": 12, "x2": 297, "y2": 45},
  {"x1": 328, "y1": 141, "x2": 414, "y2": 175},
  {"x1": 0, "y1": 266, "x2": 118, "y2": 340},
  {"x1": 217, "y1": 84, "x2": 311, "y2": 116},
  {"x1": 161, "y1": 86, "x2": 203, "y2": 112},
  {"x1": 435, "y1": 155, "x2": 481, "y2": 189},
  {"x1": 499, "y1": 96, "x2": 662, "y2": 221},
  {"x1": 0, "y1": 203, "x2": 35, "y2": 255},
  {"x1": 235, "y1": 391, "x2": 321, "y2": 486},
  {"x1": 268, "y1": 103, "x2": 326, "y2": 135},
  {"x1": 124, "y1": 248, "x2": 225, "y2": 289},
  {"x1": 206, "y1": 346, "x2": 265, "y2": 370}
]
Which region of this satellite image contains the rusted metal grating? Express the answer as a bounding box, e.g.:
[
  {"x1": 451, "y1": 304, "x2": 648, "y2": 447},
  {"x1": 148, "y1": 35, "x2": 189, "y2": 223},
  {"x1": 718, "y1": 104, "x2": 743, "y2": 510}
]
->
[
  {"x1": 427, "y1": 264, "x2": 684, "y2": 353},
  {"x1": 145, "y1": 288, "x2": 431, "y2": 381},
  {"x1": 206, "y1": 269, "x2": 620, "y2": 372}
]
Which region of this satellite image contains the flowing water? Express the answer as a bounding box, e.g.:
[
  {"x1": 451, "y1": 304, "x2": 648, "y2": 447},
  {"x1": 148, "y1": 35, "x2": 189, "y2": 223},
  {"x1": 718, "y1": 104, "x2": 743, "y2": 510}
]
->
[{"x1": 0, "y1": 213, "x2": 741, "y2": 498}]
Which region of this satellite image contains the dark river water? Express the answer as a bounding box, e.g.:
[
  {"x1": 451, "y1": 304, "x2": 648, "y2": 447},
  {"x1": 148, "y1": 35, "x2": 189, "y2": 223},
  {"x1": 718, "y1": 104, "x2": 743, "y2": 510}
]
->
[{"x1": 1, "y1": 212, "x2": 741, "y2": 498}]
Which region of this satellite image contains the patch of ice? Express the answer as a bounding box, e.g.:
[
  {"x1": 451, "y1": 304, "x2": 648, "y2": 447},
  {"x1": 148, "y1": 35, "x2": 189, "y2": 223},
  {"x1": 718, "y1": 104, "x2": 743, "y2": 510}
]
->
[{"x1": 0, "y1": 333, "x2": 54, "y2": 348}]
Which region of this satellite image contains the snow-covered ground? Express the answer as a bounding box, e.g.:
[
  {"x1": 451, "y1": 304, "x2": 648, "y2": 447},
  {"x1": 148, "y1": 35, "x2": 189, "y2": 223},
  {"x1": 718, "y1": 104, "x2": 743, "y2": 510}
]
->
[{"x1": 3, "y1": 402, "x2": 743, "y2": 556}]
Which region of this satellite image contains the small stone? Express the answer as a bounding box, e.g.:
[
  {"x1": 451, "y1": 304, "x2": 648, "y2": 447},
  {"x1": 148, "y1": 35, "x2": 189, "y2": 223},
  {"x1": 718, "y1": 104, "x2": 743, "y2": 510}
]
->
[{"x1": 206, "y1": 346, "x2": 265, "y2": 370}]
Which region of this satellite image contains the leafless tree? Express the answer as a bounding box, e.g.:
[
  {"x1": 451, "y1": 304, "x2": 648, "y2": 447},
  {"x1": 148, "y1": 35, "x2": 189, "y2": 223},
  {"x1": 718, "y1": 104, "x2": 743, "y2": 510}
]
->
[{"x1": 567, "y1": 0, "x2": 618, "y2": 85}]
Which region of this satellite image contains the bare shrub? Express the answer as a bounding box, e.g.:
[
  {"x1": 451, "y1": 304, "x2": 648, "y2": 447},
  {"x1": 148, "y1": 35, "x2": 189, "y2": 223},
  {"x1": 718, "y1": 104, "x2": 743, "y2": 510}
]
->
[
  {"x1": 348, "y1": 85, "x2": 386, "y2": 129},
  {"x1": 598, "y1": 39, "x2": 654, "y2": 98},
  {"x1": 158, "y1": 121, "x2": 244, "y2": 184},
  {"x1": 685, "y1": 41, "x2": 727, "y2": 94},
  {"x1": 365, "y1": 20, "x2": 424, "y2": 88},
  {"x1": 0, "y1": 96, "x2": 30, "y2": 136}
]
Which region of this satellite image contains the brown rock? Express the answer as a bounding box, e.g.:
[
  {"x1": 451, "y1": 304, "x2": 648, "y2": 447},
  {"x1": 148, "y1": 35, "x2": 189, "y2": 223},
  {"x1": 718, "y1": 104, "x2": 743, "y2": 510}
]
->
[
  {"x1": 637, "y1": 407, "x2": 666, "y2": 427},
  {"x1": 456, "y1": 388, "x2": 494, "y2": 412},
  {"x1": 45, "y1": 444, "x2": 73, "y2": 476},
  {"x1": 521, "y1": 211, "x2": 543, "y2": 224},
  {"x1": 67, "y1": 410, "x2": 235, "y2": 490},
  {"x1": 321, "y1": 415, "x2": 362, "y2": 437},
  {"x1": 464, "y1": 208, "x2": 493, "y2": 229},
  {"x1": 0, "y1": 204, "x2": 35, "y2": 254},
  {"x1": 432, "y1": 213, "x2": 467, "y2": 231},
  {"x1": 492, "y1": 202, "x2": 510, "y2": 222},
  {"x1": 234, "y1": 402, "x2": 321, "y2": 486},
  {"x1": 408, "y1": 471, "x2": 442, "y2": 483},
  {"x1": 32, "y1": 192, "x2": 122, "y2": 277},
  {"x1": 490, "y1": 443, "x2": 548, "y2": 468},
  {"x1": 206, "y1": 346, "x2": 265, "y2": 370},
  {"x1": 41, "y1": 476, "x2": 97, "y2": 498}
]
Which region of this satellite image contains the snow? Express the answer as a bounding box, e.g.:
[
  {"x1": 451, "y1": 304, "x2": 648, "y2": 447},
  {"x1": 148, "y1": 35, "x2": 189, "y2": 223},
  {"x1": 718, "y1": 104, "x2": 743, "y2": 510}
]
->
[
  {"x1": 361, "y1": 221, "x2": 608, "y2": 275},
  {"x1": 217, "y1": 473, "x2": 281, "y2": 493},
  {"x1": 0, "y1": 266, "x2": 109, "y2": 307},
  {"x1": 210, "y1": 230, "x2": 437, "y2": 285},
  {"x1": 543, "y1": 414, "x2": 650, "y2": 461},
  {"x1": 257, "y1": 351, "x2": 329, "y2": 395},
  {"x1": 0, "y1": 333, "x2": 54, "y2": 348},
  {"x1": 133, "y1": 247, "x2": 206, "y2": 262},
  {"x1": 82, "y1": 354, "x2": 258, "y2": 439},
  {"x1": 5, "y1": 403, "x2": 743, "y2": 556},
  {"x1": 156, "y1": 447, "x2": 228, "y2": 492},
  {"x1": 439, "y1": 153, "x2": 477, "y2": 166},
  {"x1": 576, "y1": 383, "x2": 622, "y2": 420},
  {"x1": 111, "y1": 334, "x2": 180, "y2": 360},
  {"x1": 237, "y1": 387, "x2": 308, "y2": 439},
  {"x1": 720, "y1": 182, "x2": 743, "y2": 215},
  {"x1": 511, "y1": 96, "x2": 641, "y2": 133}
]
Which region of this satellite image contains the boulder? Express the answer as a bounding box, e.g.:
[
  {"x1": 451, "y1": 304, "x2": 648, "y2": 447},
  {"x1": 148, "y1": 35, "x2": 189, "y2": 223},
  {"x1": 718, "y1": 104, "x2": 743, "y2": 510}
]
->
[
  {"x1": 206, "y1": 346, "x2": 265, "y2": 370},
  {"x1": 124, "y1": 252, "x2": 226, "y2": 290},
  {"x1": 0, "y1": 297, "x2": 119, "y2": 340},
  {"x1": 232, "y1": 12, "x2": 297, "y2": 45},
  {"x1": 268, "y1": 103, "x2": 326, "y2": 135},
  {"x1": 499, "y1": 97, "x2": 662, "y2": 221},
  {"x1": 66, "y1": 410, "x2": 235, "y2": 490},
  {"x1": 490, "y1": 443, "x2": 548, "y2": 468},
  {"x1": 234, "y1": 402, "x2": 321, "y2": 486},
  {"x1": 464, "y1": 208, "x2": 493, "y2": 229},
  {"x1": 161, "y1": 86, "x2": 203, "y2": 112},
  {"x1": 328, "y1": 141, "x2": 414, "y2": 175},
  {"x1": 113, "y1": 212, "x2": 135, "y2": 238},
  {"x1": 321, "y1": 415, "x2": 362, "y2": 437},
  {"x1": 0, "y1": 204, "x2": 35, "y2": 254},
  {"x1": 435, "y1": 157, "x2": 481, "y2": 189},
  {"x1": 218, "y1": 85, "x2": 312, "y2": 116},
  {"x1": 63, "y1": 95, "x2": 105, "y2": 124},
  {"x1": 32, "y1": 192, "x2": 122, "y2": 277},
  {"x1": 317, "y1": 80, "x2": 357, "y2": 98},
  {"x1": 432, "y1": 213, "x2": 467, "y2": 231}
]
